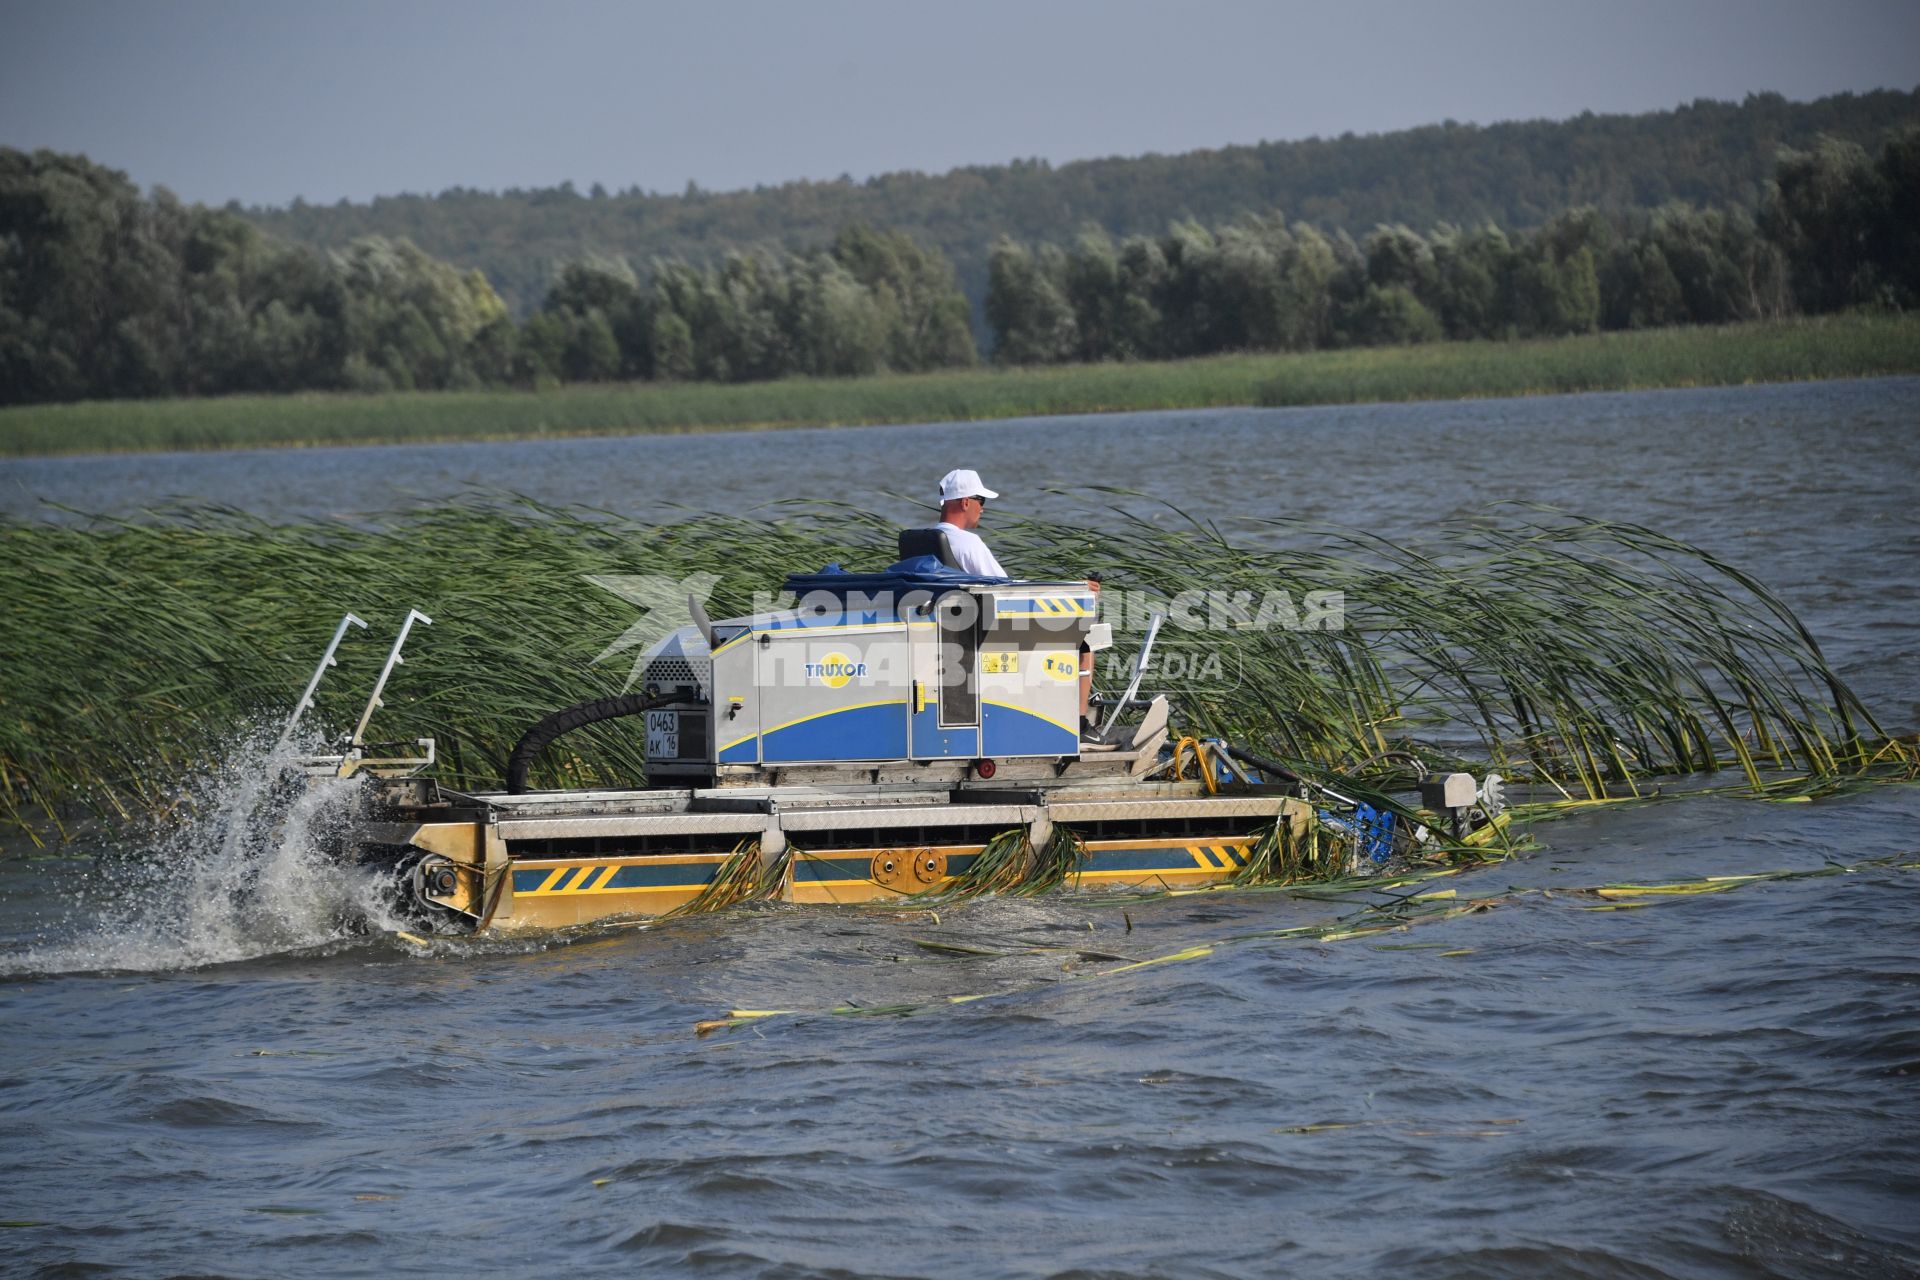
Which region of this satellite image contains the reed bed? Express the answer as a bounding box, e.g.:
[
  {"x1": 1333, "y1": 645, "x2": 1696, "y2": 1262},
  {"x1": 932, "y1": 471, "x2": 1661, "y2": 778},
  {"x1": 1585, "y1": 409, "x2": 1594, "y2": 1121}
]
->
[
  {"x1": 1255, "y1": 312, "x2": 1920, "y2": 407},
  {"x1": 0, "y1": 499, "x2": 1905, "y2": 838},
  {"x1": 4, "y1": 315, "x2": 1915, "y2": 457}
]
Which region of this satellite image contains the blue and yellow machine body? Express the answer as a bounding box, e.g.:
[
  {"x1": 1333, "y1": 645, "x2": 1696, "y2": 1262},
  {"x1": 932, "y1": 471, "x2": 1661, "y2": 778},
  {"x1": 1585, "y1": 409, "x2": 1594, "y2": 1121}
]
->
[
  {"x1": 342, "y1": 559, "x2": 1491, "y2": 934},
  {"x1": 642, "y1": 566, "x2": 1099, "y2": 781},
  {"x1": 361, "y1": 786, "x2": 1313, "y2": 932}
]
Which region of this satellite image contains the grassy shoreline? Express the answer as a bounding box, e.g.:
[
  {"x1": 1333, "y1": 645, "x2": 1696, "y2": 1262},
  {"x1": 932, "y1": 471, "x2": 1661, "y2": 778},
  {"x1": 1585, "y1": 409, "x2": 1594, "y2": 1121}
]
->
[{"x1": 3, "y1": 314, "x2": 1915, "y2": 458}]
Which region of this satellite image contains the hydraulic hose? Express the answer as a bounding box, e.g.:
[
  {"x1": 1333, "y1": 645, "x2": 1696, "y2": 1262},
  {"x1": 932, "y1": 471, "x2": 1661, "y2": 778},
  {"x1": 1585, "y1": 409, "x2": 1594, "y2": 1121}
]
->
[
  {"x1": 1225, "y1": 742, "x2": 1392, "y2": 819},
  {"x1": 1221, "y1": 743, "x2": 1303, "y2": 785},
  {"x1": 505, "y1": 693, "x2": 683, "y2": 794}
]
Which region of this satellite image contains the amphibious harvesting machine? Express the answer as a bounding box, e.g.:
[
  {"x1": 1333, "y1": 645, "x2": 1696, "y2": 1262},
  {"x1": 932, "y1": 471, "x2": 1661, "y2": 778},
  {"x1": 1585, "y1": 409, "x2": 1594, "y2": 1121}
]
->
[{"x1": 294, "y1": 532, "x2": 1505, "y2": 934}]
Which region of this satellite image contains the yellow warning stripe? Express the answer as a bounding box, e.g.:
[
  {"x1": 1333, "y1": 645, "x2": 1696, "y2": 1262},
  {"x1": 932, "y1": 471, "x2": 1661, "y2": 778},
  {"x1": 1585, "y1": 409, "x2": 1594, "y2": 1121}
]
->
[
  {"x1": 998, "y1": 596, "x2": 1095, "y2": 618},
  {"x1": 1181, "y1": 844, "x2": 1251, "y2": 870},
  {"x1": 516, "y1": 855, "x2": 733, "y2": 897}
]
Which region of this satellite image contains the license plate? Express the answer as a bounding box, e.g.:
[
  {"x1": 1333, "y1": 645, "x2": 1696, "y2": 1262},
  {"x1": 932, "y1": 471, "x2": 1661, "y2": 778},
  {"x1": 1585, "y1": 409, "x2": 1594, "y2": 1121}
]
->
[{"x1": 645, "y1": 710, "x2": 680, "y2": 758}]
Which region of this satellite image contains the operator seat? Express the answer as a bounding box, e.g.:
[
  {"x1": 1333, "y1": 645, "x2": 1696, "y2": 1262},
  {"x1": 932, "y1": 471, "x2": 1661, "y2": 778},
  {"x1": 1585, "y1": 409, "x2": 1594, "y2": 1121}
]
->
[{"x1": 897, "y1": 526, "x2": 960, "y2": 568}]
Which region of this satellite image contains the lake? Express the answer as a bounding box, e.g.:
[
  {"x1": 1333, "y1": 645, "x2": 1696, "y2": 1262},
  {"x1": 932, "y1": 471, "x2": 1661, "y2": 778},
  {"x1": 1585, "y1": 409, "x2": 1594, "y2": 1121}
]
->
[{"x1": 2, "y1": 378, "x2": 1917, "y2": 1278}]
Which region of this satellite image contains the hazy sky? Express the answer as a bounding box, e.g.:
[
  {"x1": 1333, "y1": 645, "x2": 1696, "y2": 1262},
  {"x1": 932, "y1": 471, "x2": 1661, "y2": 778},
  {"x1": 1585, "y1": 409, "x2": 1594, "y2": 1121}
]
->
[{"x1": 4, "y1": 0, "x2": 1917, "y2": 208}]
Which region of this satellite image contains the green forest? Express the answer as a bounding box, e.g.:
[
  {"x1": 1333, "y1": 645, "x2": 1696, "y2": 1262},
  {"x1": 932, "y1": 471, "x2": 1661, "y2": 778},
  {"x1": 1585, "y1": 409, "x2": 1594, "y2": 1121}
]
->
[
  {"x1": 985, "y1": 129, "x2": 1920, "y2": 362},
  {"x1": 243, "y1": 88, "x2": 1920, "y2": 320},
  {"x1": 2, "y1": 88, "x2": 1917, "y2": 407}
]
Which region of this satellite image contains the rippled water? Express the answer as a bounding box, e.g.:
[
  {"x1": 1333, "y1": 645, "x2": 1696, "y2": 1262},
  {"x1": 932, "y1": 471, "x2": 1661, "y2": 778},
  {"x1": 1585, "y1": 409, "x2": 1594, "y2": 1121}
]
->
[{"x1": 3, "y1": 379, "x2": 1918, "y2": 1278}]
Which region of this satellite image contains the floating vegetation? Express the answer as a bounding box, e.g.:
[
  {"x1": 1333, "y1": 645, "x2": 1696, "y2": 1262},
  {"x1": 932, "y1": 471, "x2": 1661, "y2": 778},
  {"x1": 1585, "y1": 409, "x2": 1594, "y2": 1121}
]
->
[
  {"x1": 692, "y1": 853, "x2": 1920, "y2": 1036},
  {"x1": 0, "y1": 498, "x2": 1909, "y2": 838}
]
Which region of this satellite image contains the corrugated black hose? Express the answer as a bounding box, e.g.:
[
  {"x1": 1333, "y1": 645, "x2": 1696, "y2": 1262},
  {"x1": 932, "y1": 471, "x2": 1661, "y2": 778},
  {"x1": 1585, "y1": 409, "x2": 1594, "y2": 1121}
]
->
[{"x1": 505, "y1": 693, "x2": 684, "y2": 794}]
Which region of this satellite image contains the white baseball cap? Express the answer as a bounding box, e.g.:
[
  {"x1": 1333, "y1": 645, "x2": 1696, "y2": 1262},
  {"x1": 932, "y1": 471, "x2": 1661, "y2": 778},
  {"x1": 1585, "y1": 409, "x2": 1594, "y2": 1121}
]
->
[{"x1": 938, "y1": 468, "x2": 1000, "y2": 502}]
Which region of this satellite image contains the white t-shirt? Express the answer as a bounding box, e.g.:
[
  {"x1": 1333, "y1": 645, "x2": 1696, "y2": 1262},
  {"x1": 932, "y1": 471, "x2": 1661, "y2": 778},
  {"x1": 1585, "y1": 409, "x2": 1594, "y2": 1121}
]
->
[{"x1": 936, "y1": 521, "x2": 1008, "y2": 577}]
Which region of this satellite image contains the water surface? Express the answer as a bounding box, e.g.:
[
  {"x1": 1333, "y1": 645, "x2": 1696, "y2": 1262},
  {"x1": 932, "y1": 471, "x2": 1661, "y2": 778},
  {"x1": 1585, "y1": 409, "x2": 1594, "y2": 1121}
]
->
[{"x1": 3, "y1": 379, "x2": 1917, "y2": 1278}]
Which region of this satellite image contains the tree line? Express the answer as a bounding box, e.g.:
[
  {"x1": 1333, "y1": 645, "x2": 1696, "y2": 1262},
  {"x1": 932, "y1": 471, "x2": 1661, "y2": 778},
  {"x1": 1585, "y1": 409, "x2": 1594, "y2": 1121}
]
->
[
  {"x1": 988, "y1": 130, "x2": 1920, "y2": 361},
  {"x1": 245, "y1": 88, "x2": 1919, "y2": 322},
  {"x1": 1, "y1": 150, "x2": 516, "y2": 402},
  {"x1": 0, "y1": 151, "x2": 974, "y2": 403},
  {"x1": 2, "y1": 127, "x2": 1915, "y2": 406},
  {"x1": 523, "y1": 225, "x2": 975, "y2": 384}
]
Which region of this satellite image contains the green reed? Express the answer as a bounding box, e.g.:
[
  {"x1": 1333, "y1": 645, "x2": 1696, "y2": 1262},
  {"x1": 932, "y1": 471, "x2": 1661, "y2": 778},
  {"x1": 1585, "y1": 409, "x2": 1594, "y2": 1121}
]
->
[
  {"x1": 1256, "y1": 312, "x2": 1920, "y2": 407},
  {"x1": 0, "y1": 499, "x2": 1904, "y2": 837},
  {"x1": 666, "y1": 837, "x2": 790, "y2": 917},
  {"x1": 4, "y1": 314, "x2": 1915, "y2": 457},
  {"x1": 1229, "y1": 816, "x2": 1350, "y2": 886}
]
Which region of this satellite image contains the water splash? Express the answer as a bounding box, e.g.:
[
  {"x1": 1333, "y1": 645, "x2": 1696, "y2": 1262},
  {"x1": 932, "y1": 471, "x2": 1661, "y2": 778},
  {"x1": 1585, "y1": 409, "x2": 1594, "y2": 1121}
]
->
[{"x1": 2, "y1": 726, "x2": 409, "y2": 974}]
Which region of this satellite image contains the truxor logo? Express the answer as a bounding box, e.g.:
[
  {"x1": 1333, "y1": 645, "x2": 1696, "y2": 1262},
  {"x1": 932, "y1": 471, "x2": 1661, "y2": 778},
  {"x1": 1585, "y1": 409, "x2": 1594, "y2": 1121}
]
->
[{"x1": 805, "y1": 651, "x2": 868, "y2": 689}]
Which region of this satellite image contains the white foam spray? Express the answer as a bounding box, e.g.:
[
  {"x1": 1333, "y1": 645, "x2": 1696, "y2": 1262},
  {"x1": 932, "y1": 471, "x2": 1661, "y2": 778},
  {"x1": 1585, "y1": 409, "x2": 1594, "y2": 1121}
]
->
[{"x1": 3, "y1": 725, "x2": 411, "y2": 975}]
